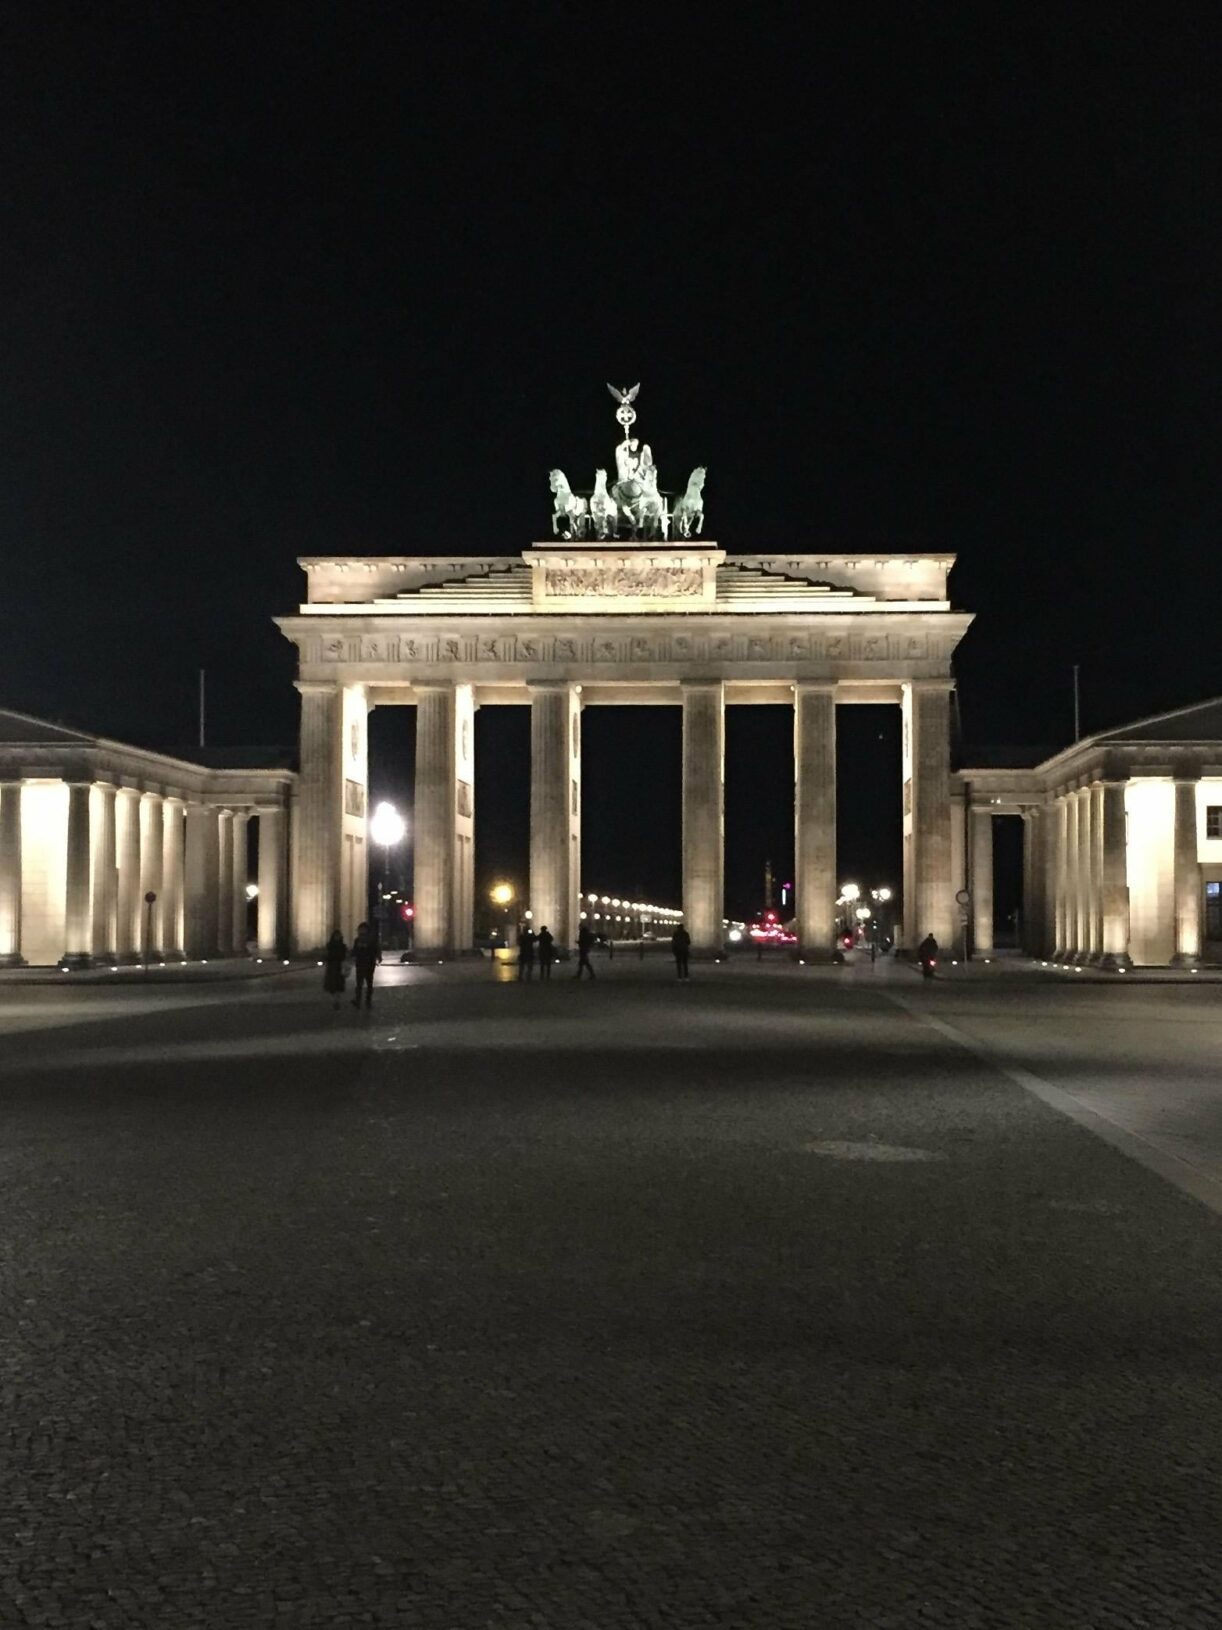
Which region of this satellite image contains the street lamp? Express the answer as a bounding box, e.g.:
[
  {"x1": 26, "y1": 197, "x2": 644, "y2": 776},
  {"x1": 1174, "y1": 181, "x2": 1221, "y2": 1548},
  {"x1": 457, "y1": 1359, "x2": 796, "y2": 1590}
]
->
[
  {"x1": 369, "y1": 801, "x2": 407, "y2": 930},
  {"x1": 490, "y1": 882, "x2": 514, "y2": 947}
]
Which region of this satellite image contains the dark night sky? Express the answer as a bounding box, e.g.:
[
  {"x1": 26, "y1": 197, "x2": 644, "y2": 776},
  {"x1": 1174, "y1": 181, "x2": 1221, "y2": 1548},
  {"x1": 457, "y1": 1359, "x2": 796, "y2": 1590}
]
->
[{"x1": 2, "y1": 4, "x2": 1219, "y2": 917}]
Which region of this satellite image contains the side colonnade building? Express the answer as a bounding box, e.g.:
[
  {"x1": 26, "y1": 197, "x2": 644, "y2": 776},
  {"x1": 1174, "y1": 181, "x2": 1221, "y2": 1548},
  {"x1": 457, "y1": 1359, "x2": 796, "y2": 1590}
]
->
[
  {"x1": 0, "y1": 709, "x2": 293, "y2": 968},
  {"x1": 958, "y1": 698, "x2": 1222, "y2": 967}
]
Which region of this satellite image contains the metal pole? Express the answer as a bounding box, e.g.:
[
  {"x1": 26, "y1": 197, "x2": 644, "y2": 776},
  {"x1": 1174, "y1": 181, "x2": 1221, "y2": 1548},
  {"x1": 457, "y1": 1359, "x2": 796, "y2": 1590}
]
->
[{"x1": 1073, "y1": 665, "x2": 1080, "y2": 743}]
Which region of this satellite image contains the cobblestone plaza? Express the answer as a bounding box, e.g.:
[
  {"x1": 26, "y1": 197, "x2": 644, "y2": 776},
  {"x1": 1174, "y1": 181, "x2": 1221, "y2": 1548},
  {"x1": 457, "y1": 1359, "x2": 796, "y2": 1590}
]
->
[{"x1": 2, "y1": 959, "x2": 1220, "y2": 1627}]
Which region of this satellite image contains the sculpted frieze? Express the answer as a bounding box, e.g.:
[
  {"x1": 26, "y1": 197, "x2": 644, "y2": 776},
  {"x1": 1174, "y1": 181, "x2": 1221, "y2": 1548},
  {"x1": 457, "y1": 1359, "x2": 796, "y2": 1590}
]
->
[{"x1": 543, "y1": 565, "x2": 702, "y2": 598}]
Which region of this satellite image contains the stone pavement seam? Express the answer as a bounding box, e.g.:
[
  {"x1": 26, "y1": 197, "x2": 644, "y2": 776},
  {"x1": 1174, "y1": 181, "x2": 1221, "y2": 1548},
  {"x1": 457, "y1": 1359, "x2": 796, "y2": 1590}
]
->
[{"x1": 883, "y1": 990, "x2": 1222, "y2": 1217}]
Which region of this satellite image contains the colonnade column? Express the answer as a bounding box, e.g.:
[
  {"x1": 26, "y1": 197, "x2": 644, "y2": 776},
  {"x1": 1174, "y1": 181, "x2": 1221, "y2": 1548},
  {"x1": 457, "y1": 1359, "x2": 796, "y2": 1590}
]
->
[
  {"x1": 413, "y1": 684, "x2": 475, "y2": 957},
  {"x1": 216, "y1": 810, "x2": 235, "y2": 955},
  {"x1": 291, "y1": 681, "x2": 369, "y2": 952},
  {"x1": 794, "y1": 683, "x2": 836, "y2": 957},
  {"x1": 1036, "y1": 801, "x2": 1055, "y2": 951},
  {"x1": 292, "y1": 683, "x2": 341, "y2": 953},
  {"x1": 184, "y1": 805, "x2": 220, "y2": 958},
  {"x1": 970, "y1": 807, "x2": 994, "y2": 954},
  {"x1": 115, "y1": 788, "x2": 142, "y2": 961},
  {"x1": 89, "y1": 785, "x2": 117, "y2": 962},
  {"x1": 682, "y1": 681, "x2": 725, "y2": 956},
  {"x1": 1099, "y1": 781, "x2": 1131, "y2": 969},
  {"x1": 1075, "y1": 787, "x2": 1093, "y2": 959},
  {"x1": 1172, "y1": 777, "x2": 1202, "y2": 965},
  {"x1": 161, "y1": 798, "x2": 185, "y2": 957},
  {"x1": 140, "y1": 793, "x2": 164, "y2": 957},
  {"x1": 0, "y1": 782, "x2": 24, "y2": 965},
  {"x1": 902, "y1": 681, "x2": 955, "y2": 949},
  {"x1": 529, "y1": 682, "x2": 581, "y2": 953},
  {"x1": 1089, "y1": 784, "x2": 1105, "y2": 958},
  {"x1": 231, "y1": 812, "x2": 250, "y2": 954},
  {"x1": 62, "y1": 782, "x2": 93, "y2": 968},
  {"x1": 257, "y1": 806, "x2": 287, "y2": 956}
]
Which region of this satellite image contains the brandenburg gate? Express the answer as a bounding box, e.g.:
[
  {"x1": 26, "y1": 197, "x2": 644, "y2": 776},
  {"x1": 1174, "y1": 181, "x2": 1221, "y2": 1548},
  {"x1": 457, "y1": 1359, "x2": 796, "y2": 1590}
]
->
[{"x1": 276, "y1": 388, "x2": 972, "y2": 956}]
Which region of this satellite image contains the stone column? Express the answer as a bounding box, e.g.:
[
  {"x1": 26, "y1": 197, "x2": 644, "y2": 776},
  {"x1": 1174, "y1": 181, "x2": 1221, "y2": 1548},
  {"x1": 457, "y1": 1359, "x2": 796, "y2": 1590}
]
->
[
  {"x1": 257, "y1": 806, "x2": 287, "y2": 957},
  {"x1": 184, "y1": 805, "x2": 220, "y2": 958},
  {"x1": 1036, "y1": 801, "x2": 1055, "y2": 951},
  {"x1": 161, "y1": 798, "x2": 185, "y2": 958},
  {"x1": 215, "y1": 810, "x2": 235, "y2": 955},
  {"x1": 1068, "y1": 785, "x2": 1088, "y2": 951},
  {"x1": 291, "y1": 683, "x2": 342, "y2": 954},
  {"x1": 1020, "y1": 809, "x2": 1036, "y2": 953},
  {"x1": 682, "y1": 681, "x2": 725, "y2": 956},
  {"x1": 231, "y1": 812, "x2": 250, "y2": 954},
  {"x1": 794, "y1": 683, "x2": 836, "y2": 957},
  {"x1": 903, "y1": 682, "x2": 955, "y2": 949},
  {"x1": 1052, "y1": 795, "x2": 1068, "y2": 956},
  {"x1": 1099, "y1": 780, "x2": 1131, "y2": 969},
  {"x1": 139, "y1": 793, "x2": 164, "y2": 958},
  {"x1": 1075, "y1": 787, "x2": 1093, "y2": 959},
  {"x1": 1089, "y1": 784, "x2": 1105, "y2": 959},
  {"x1": 1172, "y1": 777, "x2": 1202, "y2": 965},
  {"x1": 89, "y1": 784, "x2": 117, "y2": 962},
  {"x1": 115, "y1": 788, "x2": 142, "y2": 961},
  {"x1": 413, "y1": 684, "x2": 475, "y2": 957},
  {"x1": 0, "y1": 781, "x2": 24, "y2": 965},
  {"x1": 970, "y1": 807, "x2": 994, "y2": 954},
  {"x1": 61, "y1": 782, "x2": 93, "y2": 968},
  {"x1": 529, "y1": 682, "x2": 581, "y2": 954}
]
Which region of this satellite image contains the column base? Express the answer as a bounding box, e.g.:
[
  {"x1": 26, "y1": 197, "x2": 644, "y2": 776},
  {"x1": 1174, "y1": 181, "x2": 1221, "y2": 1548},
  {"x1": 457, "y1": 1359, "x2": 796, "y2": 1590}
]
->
[
  {"x1": 1098, "y1": 952, "x2": 1133, "y2": 972},
  {"x1": 57, "y1": 953, "x2": 93, "y2": 970},
  {"x1": 1170, "y1": 952, "x2": 1201, "y2": 968},
  {"x1": 0, "y1": 952, "x2": 27, "y2": 967}
]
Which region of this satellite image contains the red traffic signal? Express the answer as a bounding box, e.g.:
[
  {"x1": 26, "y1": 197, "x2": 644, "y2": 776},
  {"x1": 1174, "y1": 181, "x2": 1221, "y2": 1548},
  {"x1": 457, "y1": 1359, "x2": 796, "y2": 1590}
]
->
[{"x1": 399, "y1": 902, "x2": 415, "y2": 921}]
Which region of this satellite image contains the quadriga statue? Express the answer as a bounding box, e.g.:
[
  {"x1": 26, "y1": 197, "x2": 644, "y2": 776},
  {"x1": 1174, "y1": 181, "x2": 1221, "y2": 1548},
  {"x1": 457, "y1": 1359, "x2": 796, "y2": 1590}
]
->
[
  {"x1": 548, "y1": 469, "x2": 589, "y2": 539},
  {"x1": 672, "y1": 466, "x2": 707, "y2": 538},
  {"x1": 590, "y1": 470, "x2": 618, "y2": 540}
]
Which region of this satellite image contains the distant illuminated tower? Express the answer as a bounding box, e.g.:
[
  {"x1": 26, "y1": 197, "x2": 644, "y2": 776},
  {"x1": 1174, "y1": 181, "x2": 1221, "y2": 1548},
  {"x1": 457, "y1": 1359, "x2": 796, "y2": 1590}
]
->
[{"x1": 764, "y1": 857, "x2": 774, "y2": 913}]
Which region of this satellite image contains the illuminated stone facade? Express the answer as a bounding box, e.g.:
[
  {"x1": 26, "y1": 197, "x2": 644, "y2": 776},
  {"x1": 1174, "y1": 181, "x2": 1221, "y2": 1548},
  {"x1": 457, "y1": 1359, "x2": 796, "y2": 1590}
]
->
[
  {"x1": 0, "y1": 710, "x2": 293, "y2": 967},
  {"x1": 957, "y1": 698, "x2": 1222, "y2": 968},
  {"x1": 277, "y1": 544, "x2": 973, "y2": 956}
]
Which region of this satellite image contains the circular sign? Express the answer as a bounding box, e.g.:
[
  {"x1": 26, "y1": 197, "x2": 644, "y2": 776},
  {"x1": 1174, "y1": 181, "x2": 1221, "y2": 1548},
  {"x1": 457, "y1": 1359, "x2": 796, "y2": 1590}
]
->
[
  {"x1": 955, "y1": 889, "x2": 971, "y2": 906},
  {"x1": 144, "y1": 890, "x2": 158, "y2": 904}
]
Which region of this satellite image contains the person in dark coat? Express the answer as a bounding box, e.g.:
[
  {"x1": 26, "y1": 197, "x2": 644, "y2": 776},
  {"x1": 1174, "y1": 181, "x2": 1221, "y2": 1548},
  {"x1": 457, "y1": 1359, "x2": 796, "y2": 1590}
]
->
[
  {"x1": 323, "y1": 929, "x2": 348, "y2": 1011},
  {"x1": 536, "y1": 926, "x2": 555, "y2": 979},
  {"x1": 517, "y1": 924, "x2": 536, "y2": 981},
  {"x1": 575, "y1": 921, "x2": 596, "y2": 979},
  {"x1": 672, "y1": 923, "x2": 691, "y2": 980},
  {"x1": 351, "y1": 920, "x2": 382, "y2": 1009}
]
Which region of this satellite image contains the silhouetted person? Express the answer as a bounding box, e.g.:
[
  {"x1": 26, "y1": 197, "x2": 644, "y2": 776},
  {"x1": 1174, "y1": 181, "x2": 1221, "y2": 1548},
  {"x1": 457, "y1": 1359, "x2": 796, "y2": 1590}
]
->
[
  {"x1": 575, "y1": 921, "x2": 596, "y2": 979},
  {"x1": 537, "y1": 925, "x2": 555, "y2": 979},
  {"x1": 517, "y1": 924, "x2": 536, "y2": 981},
  {"x1": 672, "y1": 924, "x2": 691, "y2": 980},
  {"x1": 351, "y1": 920, "x2": 381, "y2": 1009},
  {"x1": 917, "y1": 933, "x2": 938, "y2": 978},
  {"x1": 323, "y1": 929, "x2": 348, "y2": 1011}
]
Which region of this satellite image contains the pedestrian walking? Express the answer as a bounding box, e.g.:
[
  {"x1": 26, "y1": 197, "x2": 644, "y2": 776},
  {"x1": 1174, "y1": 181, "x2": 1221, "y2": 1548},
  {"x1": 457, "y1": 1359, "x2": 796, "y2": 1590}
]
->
[
  {"x1": 517, "y1": 924, "x2": 536, "y2": 981},
  {"x1": 575, "y1": 920, "x2": 596, "y2": 979},
  {"x1": 536, "y1": 925, "x2": 555, "y2": 980},
  {"x1": 672, "y1": 923, "x2": 691, "y2": 980},
  {"x1": 351, "y1": 920, "x2": 381, "y2": 1009},
  {"x1": 323, "y1": 929, "x2": 348, "y2": 1011}
]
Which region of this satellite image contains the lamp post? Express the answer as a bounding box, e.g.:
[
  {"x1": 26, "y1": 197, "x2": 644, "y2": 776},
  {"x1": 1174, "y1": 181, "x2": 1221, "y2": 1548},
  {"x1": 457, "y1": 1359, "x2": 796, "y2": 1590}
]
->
[
  {"x1": 490, "y1": 882, "x2": 514, "y2": 950},
  {"x1": 368, "y1": 801, "x2": 407, "y2": 938}
]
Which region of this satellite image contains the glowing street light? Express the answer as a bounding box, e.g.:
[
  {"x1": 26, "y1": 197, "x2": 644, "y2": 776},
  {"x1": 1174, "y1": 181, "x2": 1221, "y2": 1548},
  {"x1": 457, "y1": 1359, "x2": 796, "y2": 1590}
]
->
[
  {"x1": 490, "y1": 882, "x2": 514, "y2": 906},
  {"x1": 840, "y1": 882, "x2": 860, "y2": 902}
]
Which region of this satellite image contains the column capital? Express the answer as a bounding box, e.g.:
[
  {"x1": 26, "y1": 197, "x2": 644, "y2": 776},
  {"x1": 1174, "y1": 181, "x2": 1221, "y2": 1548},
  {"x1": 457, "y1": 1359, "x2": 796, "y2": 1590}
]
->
[{"x1": 294, "y1": 679, "x2": 341, "y2": 696}]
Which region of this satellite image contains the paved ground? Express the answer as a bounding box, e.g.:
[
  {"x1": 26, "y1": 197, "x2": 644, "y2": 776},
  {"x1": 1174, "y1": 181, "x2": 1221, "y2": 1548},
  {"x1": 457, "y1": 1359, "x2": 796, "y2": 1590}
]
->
[{"x1": 1, "y1": 958, "x2": 1220, "y2": 1627}]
